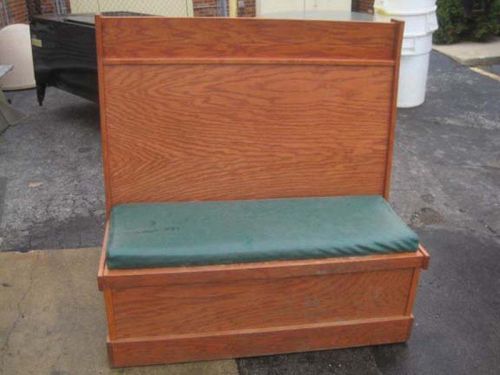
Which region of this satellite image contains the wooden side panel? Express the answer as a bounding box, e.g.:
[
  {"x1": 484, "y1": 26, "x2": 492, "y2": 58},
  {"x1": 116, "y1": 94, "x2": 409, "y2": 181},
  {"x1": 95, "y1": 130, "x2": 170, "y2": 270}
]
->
[
  {"x1": 109, "y1": 268, "x2": 414, "y2": 339},
  {"x1": 108, "y1": 317, "x2": 414, "y2": 367},
  {"x1": 103, "y1": 64, "x2": 393, "y2": 205},
  {"x1": 384, "y1": 20, "x2": 404, "y2": 198},
  {"x1": 99, "y1": 17, "x2": 398, "y2": 61},
  {"x1": 405, "y1": 269, "x2": 422, "y2": 315}
]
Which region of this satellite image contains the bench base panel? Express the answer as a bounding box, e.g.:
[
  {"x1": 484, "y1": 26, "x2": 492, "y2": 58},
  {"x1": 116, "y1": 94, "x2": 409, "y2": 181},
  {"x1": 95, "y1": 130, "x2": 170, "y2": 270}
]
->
[
  {"x1": 107, "y1": 316, "x2": 413, "y2": 367},
  {"x1": 99, "y1": 243, "x2": 429, "y2": 368}
]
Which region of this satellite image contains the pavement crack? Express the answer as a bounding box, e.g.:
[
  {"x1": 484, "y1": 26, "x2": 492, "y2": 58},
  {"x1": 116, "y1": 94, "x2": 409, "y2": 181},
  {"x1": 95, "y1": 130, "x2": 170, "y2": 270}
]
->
[{"x1": 0, "y1": 253, "x2": 38, "y2": 369}]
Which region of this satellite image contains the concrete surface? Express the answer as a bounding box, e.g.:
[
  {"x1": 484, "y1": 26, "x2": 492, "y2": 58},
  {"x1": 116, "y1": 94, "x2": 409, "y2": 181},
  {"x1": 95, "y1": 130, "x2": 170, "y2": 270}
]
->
[
  {"x1": 0, "y1": 248, "x2": 239, "y2": 375},
  {"x1": 484, "y1": 64, "x2": 500, "y2": 76},
  {"x1": 0, "y1": 91, "x2": 104, "y2": 251},
  {"x1": 433, "y1": 37, "x2": 500, "y2": 66},
  {"x1": 0, "y1": 51, "x2": 500, "y2": 374},
  {"x1": 469, "y1": 66, "x2": 500, "y2": 83}
]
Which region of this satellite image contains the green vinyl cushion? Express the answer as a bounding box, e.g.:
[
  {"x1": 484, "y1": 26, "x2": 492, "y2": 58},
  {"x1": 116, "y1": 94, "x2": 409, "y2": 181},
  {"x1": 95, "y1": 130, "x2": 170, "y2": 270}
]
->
[{"x1": 106, "y1": 195, "x2": 419, "y2": 269}]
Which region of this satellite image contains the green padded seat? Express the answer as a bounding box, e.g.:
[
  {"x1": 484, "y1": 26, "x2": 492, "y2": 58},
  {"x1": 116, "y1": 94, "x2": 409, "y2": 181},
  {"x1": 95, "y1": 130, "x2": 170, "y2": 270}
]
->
[{"x1": 106, "y1": 195, "x2": 419, "y2": 269}]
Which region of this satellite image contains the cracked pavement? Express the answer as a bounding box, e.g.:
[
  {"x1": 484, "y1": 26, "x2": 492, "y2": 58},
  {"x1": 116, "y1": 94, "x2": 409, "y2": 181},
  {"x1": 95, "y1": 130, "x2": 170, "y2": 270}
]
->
[
  {"x1": 0, "y1": 51, "x2": 499, "y2": 374},
  {"x1": 0, "y1": 90, "x2": 104, "y2": 251}
]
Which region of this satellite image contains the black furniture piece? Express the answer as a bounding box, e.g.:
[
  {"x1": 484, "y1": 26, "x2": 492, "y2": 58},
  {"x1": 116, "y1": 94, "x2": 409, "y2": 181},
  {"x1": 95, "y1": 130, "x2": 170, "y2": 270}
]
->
[{"x1": 30, "y1": 12, "x2": 143, "y2": 105}]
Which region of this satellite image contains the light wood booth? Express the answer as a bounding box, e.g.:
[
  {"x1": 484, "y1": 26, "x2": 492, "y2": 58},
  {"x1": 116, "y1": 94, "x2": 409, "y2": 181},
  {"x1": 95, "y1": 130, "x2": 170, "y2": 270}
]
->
[{"x1": 96, "y1": 16, "x2": 429, "y2": 367}]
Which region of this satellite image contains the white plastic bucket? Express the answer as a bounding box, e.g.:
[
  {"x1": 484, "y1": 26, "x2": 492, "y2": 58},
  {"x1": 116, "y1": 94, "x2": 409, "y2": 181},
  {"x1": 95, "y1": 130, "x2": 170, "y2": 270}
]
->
[
  {"x1": 398, "y1": 52, "x2": 431, "y2": 108},
  {"x1": 374, "y1": 0, "x2": 437, "y2": 107},
  {"x1": 398, "y1": 33, "x2": 433, "y2": 107},
  {"x1": 374, "y1": 0, "x2": 436, "y2": 13},
  {"x1": 402, "y1": 32, "x2": 433, "y2": 55},
  {"x1": 374, "y1": 6, "x2": 438, "y2": 35}
]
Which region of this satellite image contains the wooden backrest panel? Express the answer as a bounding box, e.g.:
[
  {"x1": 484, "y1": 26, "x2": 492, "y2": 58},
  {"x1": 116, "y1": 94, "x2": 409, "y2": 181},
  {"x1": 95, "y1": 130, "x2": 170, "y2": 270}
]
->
[{"x1": 96, "y1": 17, "x2": 403, "y2": 215}]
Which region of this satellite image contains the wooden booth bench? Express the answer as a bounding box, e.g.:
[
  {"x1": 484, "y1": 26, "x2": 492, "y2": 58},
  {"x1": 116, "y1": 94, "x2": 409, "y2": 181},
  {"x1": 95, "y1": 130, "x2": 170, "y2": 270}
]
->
[{"x1": 96, "y1": 16, "x2": 429, "y2": 367}]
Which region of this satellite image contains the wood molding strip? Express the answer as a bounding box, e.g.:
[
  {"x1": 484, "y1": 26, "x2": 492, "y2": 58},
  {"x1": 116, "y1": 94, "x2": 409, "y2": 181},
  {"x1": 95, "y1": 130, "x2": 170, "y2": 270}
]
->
[
  {"x1": 99, "y1": 248, "x2": 426, "y2": 289},
  {"x1": 102, "y1": 57, "x2": 396, "y2": 66},
  {"x1": 108, "y1": 316, "x2": 413, "y2": 367},
  {"x1": 383, "y1": 20, "x2": 404, "y2": 199},
  {"x1": 95, "y1": 16, "x2": 114, "y2": 218}
]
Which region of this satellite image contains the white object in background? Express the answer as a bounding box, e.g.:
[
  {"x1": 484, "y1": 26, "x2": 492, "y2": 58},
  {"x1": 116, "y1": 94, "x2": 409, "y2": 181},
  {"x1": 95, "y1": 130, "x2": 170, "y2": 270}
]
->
[
  {"x1": 374, "y1": 0, "x2": 438, "y2": 108},
  {"x1": 398, "y1": 51, "x2": 431, "y2": 108},
  {"x1": 374, "y1": 2, "x2": 437, "y2": 35},
  {"x1": 0, "y1": 24, "x2": 36, "y2": 90},
  {"x1": 401, "y1": 33, "x2": 433, "y2": 55},
  {"x1": 398, "y1": 33, "x2": 433, "y2": 107},
  {"x1": 374, "y1": 0, "x2": 436, "y2": 12},
  {"x1": 305, "y1": 0, "x2": 352, "y2": 11},
  {"x1": 70, "y1": 0, "x2": 194, "y2": 16},
  {"x1": 257, "y1": 0, "x2": 304, "y2": 14},
  {"x1": 256, "y1": 0, "x2": 351, "y2": 16}
]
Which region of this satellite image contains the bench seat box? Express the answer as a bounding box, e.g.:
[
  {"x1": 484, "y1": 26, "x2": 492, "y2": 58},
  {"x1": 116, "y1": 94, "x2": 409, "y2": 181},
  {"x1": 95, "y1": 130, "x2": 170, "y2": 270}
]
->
[{"x1": 98, "y1": 196, "x2": 428, "y2": 367}]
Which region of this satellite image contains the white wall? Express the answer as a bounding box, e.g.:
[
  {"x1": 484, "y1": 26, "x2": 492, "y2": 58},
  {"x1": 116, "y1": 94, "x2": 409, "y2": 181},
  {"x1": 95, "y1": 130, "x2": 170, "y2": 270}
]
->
[
  {"x1": 257, "y1": 0, "x2": 352, "y2": 15},
  {"x1": 70, "y1": 0, "x2": 194, "y2": 17}
]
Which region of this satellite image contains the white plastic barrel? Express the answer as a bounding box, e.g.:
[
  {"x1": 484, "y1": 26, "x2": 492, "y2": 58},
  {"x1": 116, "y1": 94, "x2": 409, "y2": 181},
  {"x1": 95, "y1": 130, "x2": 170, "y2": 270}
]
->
[
  {"x1": 398, "y1": 50, "x2": 431, "y2": 107},
  {"x1": 401, "y1": 32, "x2": 434, "y2": 55},
  {"x1": 375, "y1": 0, "x2": 436, "y2": 12},
  {"x1": 374, "y1": 4, "x2": 437, "y2": 35},
  {"x1": 0, "y1": 24, "x2": 36, "y2": 90},
  {"x1": 374, "y1": 0, "x2": 437, "y2": 108}
]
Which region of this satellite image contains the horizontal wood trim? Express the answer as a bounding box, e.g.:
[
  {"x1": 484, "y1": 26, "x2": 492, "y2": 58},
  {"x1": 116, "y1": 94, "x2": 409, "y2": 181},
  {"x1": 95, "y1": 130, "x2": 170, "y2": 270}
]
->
[
  {"x1": 102, "y1": 57, "x2": 396, "y2": 66},
  {"x1": 107, "y1": 316, "x2": 413, "y2": 367},
  {"x1": 99, "y1": 17, "x2": 400, "y2": 61},
  {"x1": 99, "y1": 248, "x2": 427, "y2": 290}
]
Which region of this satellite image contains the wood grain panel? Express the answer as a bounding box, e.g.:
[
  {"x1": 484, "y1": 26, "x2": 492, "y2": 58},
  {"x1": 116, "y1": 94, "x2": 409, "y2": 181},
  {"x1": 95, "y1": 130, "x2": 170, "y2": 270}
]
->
[
  {"x1": 99, "y1": 17, "x2": 399, "y2": 61},
  {"x1": 108, "y1": 316, "x2": 413, "y2": 367},
  {"x1": 103, "y1": 64, "x2": 393, "y2": 207},
  {"x1": 110, "y1": 268, "x2": 413, "y2": 338}
]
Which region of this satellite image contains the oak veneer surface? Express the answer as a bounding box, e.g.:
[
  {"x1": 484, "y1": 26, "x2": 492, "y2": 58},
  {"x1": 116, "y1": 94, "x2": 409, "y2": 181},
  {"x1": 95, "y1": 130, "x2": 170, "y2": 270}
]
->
[
  {"x1": 97, "y1": 17, "x2": 402, "y2": 212},
  {"x1": 100, "y1": 247, "x2": 428, "y2": 341},
  {"x1": 108, "y1": 317, "x2": 414, "y2": 367},
  {"x1": 110, "y1": 268, "x2": 414, "y2": 338},
  {"x1": 100, "y1": 17, "x2": 398, "y2": 61},
  {"x1": 103, "y1": 64, "x2": 393, "y2": 207}
]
